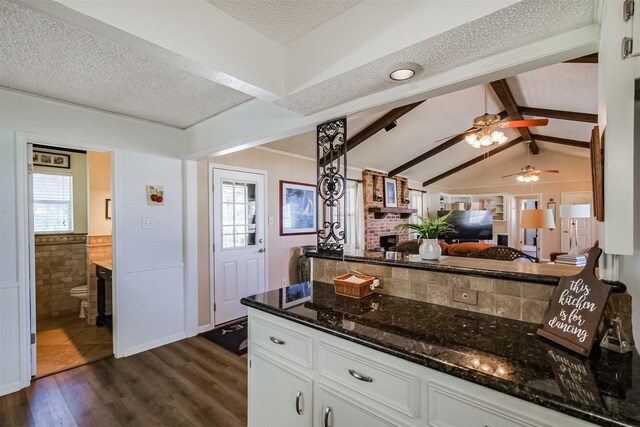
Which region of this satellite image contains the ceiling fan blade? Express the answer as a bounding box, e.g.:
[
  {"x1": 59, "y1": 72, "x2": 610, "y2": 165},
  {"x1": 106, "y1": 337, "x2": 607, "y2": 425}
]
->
[
  {"x1": 498, "y1": 119, "x2": 549, "y2": 128},
  {"x1": 534, "y1": 169, "x2": 560, "y2": 174},
  {"x1": 501, "y1": 172, "x2": 522, "y2": 178}
]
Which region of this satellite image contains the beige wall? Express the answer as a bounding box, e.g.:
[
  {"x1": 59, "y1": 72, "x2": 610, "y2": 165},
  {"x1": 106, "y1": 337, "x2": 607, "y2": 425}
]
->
[
  {"x1": 197, "y1": 147, "x2": 360, "y2": 327},
  {"x1": 88, "y1": 151, "x2": 112, "y2": 236},
  {"x1": 33, "y1": 147, "x2": 88, "y2": 234}
]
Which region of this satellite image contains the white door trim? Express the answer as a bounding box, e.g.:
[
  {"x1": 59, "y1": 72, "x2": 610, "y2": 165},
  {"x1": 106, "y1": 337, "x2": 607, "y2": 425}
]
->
[
  {"x1": 208, "y1": 163, "x2": 268, "y2": 328},
  {"x1": 15, "y1": 131, "x2": 121, "y2": 390}
]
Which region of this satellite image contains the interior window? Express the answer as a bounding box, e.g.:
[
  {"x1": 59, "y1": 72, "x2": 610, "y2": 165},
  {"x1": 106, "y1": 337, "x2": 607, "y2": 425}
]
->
[
  {"x1": 408, "y1": 190, "x2": 424, "y2": 240},
  {"x1": 33, "y1": 173, "x2": 73, "y2": 233}
]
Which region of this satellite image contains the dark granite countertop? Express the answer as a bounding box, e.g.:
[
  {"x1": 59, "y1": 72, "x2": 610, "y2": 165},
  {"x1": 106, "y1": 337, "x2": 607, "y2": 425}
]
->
[
  {"x1": 242, "y1": 281, "x2": 640, "y2": 427},
  {"x1": 307, "y1": 250, "x2": 627, "y2": 292}
]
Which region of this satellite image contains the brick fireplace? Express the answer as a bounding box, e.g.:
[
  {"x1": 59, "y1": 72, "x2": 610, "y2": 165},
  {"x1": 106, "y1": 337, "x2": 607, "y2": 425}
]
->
[{"x1": 363, "y1": 170, "x2": 411, "y2": 250}]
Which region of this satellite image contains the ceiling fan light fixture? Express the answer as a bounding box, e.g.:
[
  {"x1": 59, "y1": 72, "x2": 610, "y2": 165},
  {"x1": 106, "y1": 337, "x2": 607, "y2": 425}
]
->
[
  {"x1": 479, "y1": 134, "x2": 494, "y2": 146},
  {"x1": 531, "y1": 175, "x2": 540, "y2": 182},
  {"x1": 465, "y1": 134, "x2": 478, "y2": 145},
  {"x1": 498, "y1": 135, "x2": 509, "y2": 144},
  {"x1": 491, "y1": 130, "x2": 504, "y2": 142},
  {"x1": 517, "y1": 175, "x2": 525, "y2": 182}
]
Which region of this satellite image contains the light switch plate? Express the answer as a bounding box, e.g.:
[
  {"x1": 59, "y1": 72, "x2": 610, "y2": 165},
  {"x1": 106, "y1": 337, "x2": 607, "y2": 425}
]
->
[{"x1": 453, "y1": 288, "x2": 478, "y2": 305}]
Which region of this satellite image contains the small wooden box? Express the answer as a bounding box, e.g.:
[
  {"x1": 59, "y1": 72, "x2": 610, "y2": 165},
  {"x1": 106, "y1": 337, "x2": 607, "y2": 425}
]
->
[{"x1": 333, "y1": 273, "x2": 376, "y2": 298}]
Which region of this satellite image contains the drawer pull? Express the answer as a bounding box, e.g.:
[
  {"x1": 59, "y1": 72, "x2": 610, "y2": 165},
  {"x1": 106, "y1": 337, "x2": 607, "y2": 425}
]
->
[
  {"x1": 348, "y1": 369, "x2": 373, "y2": 382},
  {"x1": 295, "y1": 391, "x2": 303, "y2": 415},
  {"x1": 323, "y1": 407, "x2": 332, "y2": 427},
  {"x1": 269, "y1": 336, "x2": 285, "y2": 345}
]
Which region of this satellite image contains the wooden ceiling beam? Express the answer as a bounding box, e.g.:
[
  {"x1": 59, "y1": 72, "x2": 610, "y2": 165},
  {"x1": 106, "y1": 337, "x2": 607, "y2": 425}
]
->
[
  {"x1": 319, "y1": 101, "x2": 424, "y2": 166},
  {"x1": 387, "y1": 111, "x2": 508, "y2": 177},
  {"x1": 490, "y1": 79, "x2": 539, "y2": 155},
  {"x1": 563, "y1": 53, "x2": 598, "y2": 63},
  {"x1": 422, "y1": 137, "x2": 523, "y2": 187},
  {"x1": 519, "y1": 106, "x2": 597, "y2": 124},
  {"x1": 531, "y1": 134, "x2": 590, "y2": 149}
]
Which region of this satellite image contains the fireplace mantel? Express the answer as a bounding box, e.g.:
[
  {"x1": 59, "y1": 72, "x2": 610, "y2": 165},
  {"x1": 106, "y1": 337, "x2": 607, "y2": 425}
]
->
[{"x1": 367, "y1": 207, "x2": 417, "y2": 219}]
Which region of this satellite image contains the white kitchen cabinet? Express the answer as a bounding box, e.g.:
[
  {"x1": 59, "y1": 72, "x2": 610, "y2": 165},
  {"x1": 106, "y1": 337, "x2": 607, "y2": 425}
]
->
[
  {"x1": 249, "y1": 351, "x2": 312, "y2": 427},
  {"x1": 247, "y1": 308, "x2": 594, "y2": 427},
  {"x1": 317, "y1": 386, "x2": 404, "y2": 427}
]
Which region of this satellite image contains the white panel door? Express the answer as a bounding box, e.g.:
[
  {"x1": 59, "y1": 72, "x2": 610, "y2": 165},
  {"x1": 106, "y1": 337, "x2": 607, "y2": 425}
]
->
[
  {"x1": 212, "y1": 168, "x2": 266, "y2": 325},
  {"x1": 561, "y1": 192, "x2": 595, "y2": 252},
  {"x1": 27, "y1": 143, "x2": 36, "y2": 376}
]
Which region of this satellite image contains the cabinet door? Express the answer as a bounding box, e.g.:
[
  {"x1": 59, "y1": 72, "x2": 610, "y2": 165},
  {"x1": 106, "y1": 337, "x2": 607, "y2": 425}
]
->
[
  {"x1": 318, "y1": 387, "x2": 404, "y2": 427},
  {"x1": 249, "y1": 352, "x2": 312, "y2": 427}
]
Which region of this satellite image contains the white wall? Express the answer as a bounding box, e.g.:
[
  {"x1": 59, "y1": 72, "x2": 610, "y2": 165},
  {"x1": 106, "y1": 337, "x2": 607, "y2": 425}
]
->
[
  {"x1": 88, "y1": 151, "x2": 112, "y2": 236},
  {"x1": 0, "y1": 88, "x2": 191, "y2": 395}
]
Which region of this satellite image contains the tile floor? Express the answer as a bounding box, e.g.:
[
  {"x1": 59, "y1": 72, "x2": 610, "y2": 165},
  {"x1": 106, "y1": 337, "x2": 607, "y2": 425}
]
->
[{"x1": 36, "y1": 313, "x2": 113, "y2": 378}]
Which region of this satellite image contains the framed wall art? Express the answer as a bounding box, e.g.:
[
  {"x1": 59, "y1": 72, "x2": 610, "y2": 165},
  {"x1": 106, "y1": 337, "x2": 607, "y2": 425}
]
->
[
  {"x1": 33, "y1": 151, "x2": 70, "y2": 169},
  {"x1": 280, "y1": 180, "x2": 316, "y2": 236},
  {"x1": 384, "y1": 177, "x2": 398, "y2": 208}
]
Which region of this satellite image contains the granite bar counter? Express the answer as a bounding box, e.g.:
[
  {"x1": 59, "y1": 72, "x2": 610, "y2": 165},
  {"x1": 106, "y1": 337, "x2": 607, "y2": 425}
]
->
[
  {"x1": 307, "y1": 249, "x2": 626, "y2": 290},
  {"x1": 242, "y1": 281, "x2": 640, "y2": 427}
]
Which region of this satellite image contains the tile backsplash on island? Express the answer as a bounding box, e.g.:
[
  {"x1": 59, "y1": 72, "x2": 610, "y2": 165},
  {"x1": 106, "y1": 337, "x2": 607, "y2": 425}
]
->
[{"x1": 311, "y1": 257, "x2": 633, "y2": 336}]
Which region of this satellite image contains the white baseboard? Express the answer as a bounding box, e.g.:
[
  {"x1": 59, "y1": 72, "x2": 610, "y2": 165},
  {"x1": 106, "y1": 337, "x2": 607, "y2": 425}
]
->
[
  {"x1": 119, "y1": 332, "x2": 186, "y2": 358},
  {"x1": 198, "y1": 323, "x2": 215, "y2": 333},
  {"x1": 0, "y1": 380, "x2": 24, "y2": 397}
]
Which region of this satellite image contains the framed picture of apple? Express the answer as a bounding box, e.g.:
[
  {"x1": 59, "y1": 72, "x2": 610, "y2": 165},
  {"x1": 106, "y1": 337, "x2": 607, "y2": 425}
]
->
[{"x1": 147, "y1": 185, "x2": 165, "y2": 205}]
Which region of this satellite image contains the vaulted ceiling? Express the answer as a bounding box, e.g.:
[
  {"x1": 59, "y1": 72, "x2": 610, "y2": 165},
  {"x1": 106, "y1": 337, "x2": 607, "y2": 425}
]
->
[
  {"x1": 263, "y1": 61, "x2": 597, "y2": 186},
  {"x1": 0, "y1": 0, "x2": 597, "y2": 131}
]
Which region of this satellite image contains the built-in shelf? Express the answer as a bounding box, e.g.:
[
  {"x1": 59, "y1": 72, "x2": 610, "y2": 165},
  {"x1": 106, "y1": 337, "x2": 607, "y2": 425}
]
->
[{"x1": 368, "y1": 207, "x2": 417, "y2": 219}]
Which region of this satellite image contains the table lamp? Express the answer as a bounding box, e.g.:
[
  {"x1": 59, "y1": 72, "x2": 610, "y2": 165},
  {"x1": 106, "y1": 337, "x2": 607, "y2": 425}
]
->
[
  {"x1": 559, "y1": 204, "x2": 591, "y2": 249},
  {"x1": 520, "y1": 209, "x2": 556, "y2": 259}
]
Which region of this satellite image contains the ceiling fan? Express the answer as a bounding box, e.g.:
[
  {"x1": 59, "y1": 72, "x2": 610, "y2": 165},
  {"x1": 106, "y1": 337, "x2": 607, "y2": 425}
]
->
[
  {"x1": 465, "y1": 85, "x2": 549, "y2": 148},
  {"x1": 502, "y1": 165, "x2": 559, "y2": 182}
]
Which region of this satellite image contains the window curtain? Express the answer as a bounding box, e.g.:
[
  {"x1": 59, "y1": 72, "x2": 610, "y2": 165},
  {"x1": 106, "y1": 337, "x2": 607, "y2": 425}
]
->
[{"x1": 354, "y1": 181, "x2": 365, "y2": 250}]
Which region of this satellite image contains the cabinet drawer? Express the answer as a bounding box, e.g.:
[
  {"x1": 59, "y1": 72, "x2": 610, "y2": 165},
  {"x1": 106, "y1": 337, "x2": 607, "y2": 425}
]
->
[
  {"x1": 250, "y1": 316, "x2": 312, "y2": 369},
  {"x1": 428, "y1": 384, "x2": 535, "y2": 427},
  {"x1": 318, "y1": 342, "x2": 419, "y2": 418}
]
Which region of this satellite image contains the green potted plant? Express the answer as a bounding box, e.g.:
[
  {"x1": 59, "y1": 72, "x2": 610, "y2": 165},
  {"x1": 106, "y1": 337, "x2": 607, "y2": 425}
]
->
[{"x1": 396, "y1": 212, "x2": 456, "y2": 260}]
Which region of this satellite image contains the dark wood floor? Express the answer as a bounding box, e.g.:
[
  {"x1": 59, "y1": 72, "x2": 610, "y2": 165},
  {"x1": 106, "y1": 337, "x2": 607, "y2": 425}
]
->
[{"x1": 0, "y1": 337, "x2": 247, "y2": 427}]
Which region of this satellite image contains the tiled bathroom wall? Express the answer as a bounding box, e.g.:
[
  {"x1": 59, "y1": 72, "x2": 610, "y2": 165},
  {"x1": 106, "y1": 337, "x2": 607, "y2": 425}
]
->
[
  {"x1": 35, "y1": 234, "x2": 87, "y2": 318},
  {"x1": 87, "y1": 235, "x2": 112, "y2": 324}
]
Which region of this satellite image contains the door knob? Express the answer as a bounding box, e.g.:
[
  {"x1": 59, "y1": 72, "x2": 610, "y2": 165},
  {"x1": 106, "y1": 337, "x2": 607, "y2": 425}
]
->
[{"x1": 258, "y1": 248, "x2": 265, "y2": 253}]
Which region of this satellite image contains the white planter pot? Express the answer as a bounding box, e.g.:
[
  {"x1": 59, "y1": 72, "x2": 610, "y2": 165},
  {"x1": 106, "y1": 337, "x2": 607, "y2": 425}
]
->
[{"x1": 419, "y1": 239, "x2": 441, "y2": 260}]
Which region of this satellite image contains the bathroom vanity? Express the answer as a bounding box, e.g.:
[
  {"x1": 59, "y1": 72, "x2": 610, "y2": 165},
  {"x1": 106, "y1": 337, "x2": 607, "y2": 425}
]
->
[
  {"x1": 95, "y1": 261, "x2": 112, "y2": 328},
  {"x1": 242, "y1": 281, "x2": 639, "y2": 427}
]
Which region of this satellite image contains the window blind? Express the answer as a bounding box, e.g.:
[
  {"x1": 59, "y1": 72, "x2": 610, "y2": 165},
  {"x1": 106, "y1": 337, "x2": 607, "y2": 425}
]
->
[{"x1": 33, "y1": 173, "x2": 73, "y2": 233}]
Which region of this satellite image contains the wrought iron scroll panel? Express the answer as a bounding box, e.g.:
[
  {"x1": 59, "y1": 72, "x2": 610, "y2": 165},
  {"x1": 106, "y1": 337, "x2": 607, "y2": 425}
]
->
[{"x1": 317, "y1": 117, "x2": 347, "y2": 252}]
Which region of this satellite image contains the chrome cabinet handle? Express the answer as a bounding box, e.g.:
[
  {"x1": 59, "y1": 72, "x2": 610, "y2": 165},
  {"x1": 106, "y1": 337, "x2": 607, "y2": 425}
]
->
[
  {"x1": 295, "y1": 391, "x2": 303, "y2": 415},
  {"x1": 324, "y1": 407, "x2": 332, "y2": 427},
  {"x1": 348, "y1": 369, "x2": 373, "y2": 382},
  {"x1": 269, "y1": 336, "x2": 285, "y2": 345}
]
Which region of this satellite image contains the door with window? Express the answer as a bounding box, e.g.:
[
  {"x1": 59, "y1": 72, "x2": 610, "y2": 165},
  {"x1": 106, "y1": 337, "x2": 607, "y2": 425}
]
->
[{"x1": 212, "y1": 167, "x2": 266, "y2": 325}]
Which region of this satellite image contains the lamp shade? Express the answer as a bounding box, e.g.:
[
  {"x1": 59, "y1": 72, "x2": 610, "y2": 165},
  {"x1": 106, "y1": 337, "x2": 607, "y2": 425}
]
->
[
  {"x1": 559, "y1": 204, "x2": 591, "y2": 218},
  {"x1": 521, "y1": 209, "x2": 556, "y2": 229}
]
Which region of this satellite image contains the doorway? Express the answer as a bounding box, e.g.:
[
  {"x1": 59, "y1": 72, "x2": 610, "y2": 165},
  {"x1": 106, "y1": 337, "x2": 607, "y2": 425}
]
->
[
  {"x1": 28, "y1": 142, "x2": 114, "y2": 378},
  {"x1": 511, "y1": 195, "x2": 541, "y2": 258},
  {"x1": 561, "y1": 191, "x2": 597, "y2": 252},
  {"x1": 210, "y1": 166, "x2": 267, "y2": 326}
]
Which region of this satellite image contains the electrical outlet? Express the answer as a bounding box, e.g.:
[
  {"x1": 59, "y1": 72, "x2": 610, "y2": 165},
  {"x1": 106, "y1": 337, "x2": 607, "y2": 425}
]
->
[
  {"x1": 453, "y1": 288, "x2": 478, "y2": 305},
  {"x1": 141, "y1": 217, "x2": 155, "y2": 229}
]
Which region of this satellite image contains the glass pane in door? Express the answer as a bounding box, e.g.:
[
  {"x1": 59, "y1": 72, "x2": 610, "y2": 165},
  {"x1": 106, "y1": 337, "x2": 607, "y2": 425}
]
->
[{"x1": 221, "y1": 180, "x2": 258, "y2": 249}]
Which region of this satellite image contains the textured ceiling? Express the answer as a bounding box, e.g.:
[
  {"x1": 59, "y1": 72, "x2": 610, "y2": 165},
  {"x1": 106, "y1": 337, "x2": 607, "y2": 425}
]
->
[
  {"x1": 264, "y1": 61, "x2": 597, "y2": 186},
  {"x1": 274, "y1": 0, "x2": 595, "y2": 115},
  {"x1": 206, "y1": 0, "x2": 363, "y2": 45},
  {"x1": 0, "y1": 0, "x2": 253, "y2": 128}
]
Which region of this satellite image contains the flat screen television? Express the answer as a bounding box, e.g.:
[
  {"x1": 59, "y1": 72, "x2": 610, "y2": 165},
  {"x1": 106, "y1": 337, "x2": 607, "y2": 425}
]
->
[{"x1": 437, "y1": 210, "x2": 493, "y2": 241}]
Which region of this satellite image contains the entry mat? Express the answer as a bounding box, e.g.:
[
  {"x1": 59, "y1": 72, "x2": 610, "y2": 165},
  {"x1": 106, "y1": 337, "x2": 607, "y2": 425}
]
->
[{"x1": 201, "y1": 318, "x2": 248, "y2": 356}]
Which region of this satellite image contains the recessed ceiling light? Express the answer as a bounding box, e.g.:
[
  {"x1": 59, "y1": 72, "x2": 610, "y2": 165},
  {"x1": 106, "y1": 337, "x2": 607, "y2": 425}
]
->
[{"x1": 389, "y1": 68, "x2": 415, "y2": 81}]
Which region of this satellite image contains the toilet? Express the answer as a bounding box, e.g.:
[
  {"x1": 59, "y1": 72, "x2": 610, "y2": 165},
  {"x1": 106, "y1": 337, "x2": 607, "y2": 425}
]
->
[{"x1": 69, "y1": 285, "x2": 88, "y2": 318}]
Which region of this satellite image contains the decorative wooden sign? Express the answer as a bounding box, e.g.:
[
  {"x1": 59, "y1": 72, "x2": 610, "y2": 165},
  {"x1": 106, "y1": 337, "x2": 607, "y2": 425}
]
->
[{"x1": 537, "y1": 247, "x2": 611, "y2": 356}]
